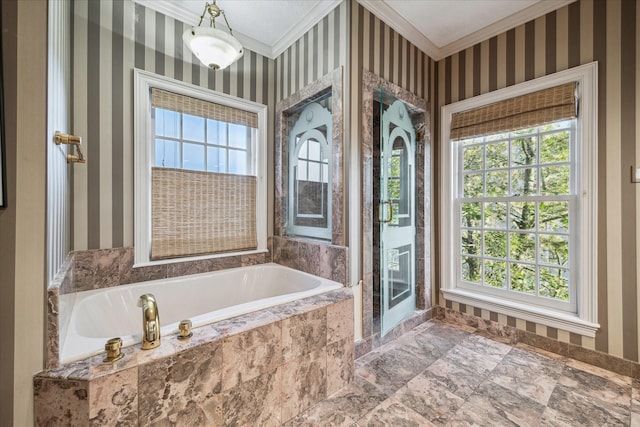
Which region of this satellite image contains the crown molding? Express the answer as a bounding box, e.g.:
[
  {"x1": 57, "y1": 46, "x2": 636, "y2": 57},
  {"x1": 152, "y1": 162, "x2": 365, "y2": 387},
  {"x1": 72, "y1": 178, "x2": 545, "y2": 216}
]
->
[
  {"x1": 357, "y1": 0, "x2": 576, "y2": 61},
  {"x1": 357, "y1": 0, "x2": 440, "y2": 59},
  {"x1": 437, "y1": 0, "x2": 576, "y2": 59},
  {"x1": 135, "y1": 0, "x2": 200, "y2": 27},
  {"x1": 135, "y1": 0, "x2": 341, "y2": 60},
  {"x1": 270, "y1": 0, "x2": 342, "y2": 58}
]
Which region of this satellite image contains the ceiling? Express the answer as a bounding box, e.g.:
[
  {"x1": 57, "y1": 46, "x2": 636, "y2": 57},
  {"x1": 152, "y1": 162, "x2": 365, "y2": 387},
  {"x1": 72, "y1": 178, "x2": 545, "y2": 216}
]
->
[{"x1": 137, "y1": 0, "x2": 575, "y2": 61}]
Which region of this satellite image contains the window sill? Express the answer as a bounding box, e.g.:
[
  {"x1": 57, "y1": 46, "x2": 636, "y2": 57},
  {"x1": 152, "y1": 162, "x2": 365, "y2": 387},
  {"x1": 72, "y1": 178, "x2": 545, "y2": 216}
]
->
[
  {"x1": 134, "y1": 249, "x2": 269, "y2": 268},
  {"x1": 442, "y1": 288, "x2": 600, "y2": 337}
]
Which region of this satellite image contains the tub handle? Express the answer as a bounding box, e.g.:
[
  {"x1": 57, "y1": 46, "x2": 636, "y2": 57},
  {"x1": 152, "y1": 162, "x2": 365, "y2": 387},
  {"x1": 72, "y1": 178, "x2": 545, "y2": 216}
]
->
[
  {"x1": 103, "y1": 337, "x2": 124, "y2": 363},
  {"x1": 178, "y1": 319, "x2": 193, "y2": 340}
]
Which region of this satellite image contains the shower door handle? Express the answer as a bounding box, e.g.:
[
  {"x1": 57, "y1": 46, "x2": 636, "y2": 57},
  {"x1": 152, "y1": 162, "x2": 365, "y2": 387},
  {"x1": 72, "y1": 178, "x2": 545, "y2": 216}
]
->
[{"x1": 379, "y1": 201, "x2": 394, "y2": 224}]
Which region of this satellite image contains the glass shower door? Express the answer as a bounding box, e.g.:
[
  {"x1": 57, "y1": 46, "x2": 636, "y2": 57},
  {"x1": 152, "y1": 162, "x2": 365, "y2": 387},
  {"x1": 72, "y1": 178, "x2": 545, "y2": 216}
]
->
[{"x1": 380, "y1": 99, "x2": 416, "y2": 336}]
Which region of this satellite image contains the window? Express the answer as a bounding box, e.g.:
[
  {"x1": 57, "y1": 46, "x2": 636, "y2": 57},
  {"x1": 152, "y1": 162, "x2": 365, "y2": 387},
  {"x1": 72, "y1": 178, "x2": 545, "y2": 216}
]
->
[
  {"x1": 458, "y1": 120, "x2": 575, "y2": 312},
  {"x1": 154, "y1": 108, "x2": 253, "y2": 175},
  {"x1": 134, "y1": 69, "x2": 267, "y2": 265},
  {"x1": 440, "y1": 63, "x2": 599, "y2": 336}
]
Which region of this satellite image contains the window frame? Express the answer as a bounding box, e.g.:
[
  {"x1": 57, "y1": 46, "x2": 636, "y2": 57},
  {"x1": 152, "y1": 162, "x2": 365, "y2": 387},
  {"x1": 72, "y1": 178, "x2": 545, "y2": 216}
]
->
[
  {"x1": 134, "y1": 69, "x2": 268, "y2": 267},
  {"x1": 440, "y1": 62, "x2": 599, "y2": 337}
]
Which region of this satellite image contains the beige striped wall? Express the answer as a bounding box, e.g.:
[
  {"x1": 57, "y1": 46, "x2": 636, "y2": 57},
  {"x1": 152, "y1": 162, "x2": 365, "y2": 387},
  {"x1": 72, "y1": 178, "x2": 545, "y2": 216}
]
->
[
  {"x1": 436, "y1": 0, "x2": 640, "y2": 363},
  {"x1": 351, "y1": 3, "x2": 436, "y2": 129},
  {"x1": 71, "y1": 0, "x2": 275, "y2": 250},
  {"x1": 275, "y1": 0, "x2": 349, "y2": 101}
]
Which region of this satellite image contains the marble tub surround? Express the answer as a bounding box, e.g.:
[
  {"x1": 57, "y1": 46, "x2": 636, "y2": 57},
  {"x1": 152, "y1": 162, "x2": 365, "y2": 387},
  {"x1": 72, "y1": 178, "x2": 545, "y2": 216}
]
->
[
  {"x1": 45, "y1": 242, "x2": 273, "y2": 368},
  {"x1": 273, "y1": 235, "x2": 348, "y2": 285},
  {"x1": 287, "y1": 320, "x2": 640, "y2": 426},
  {"x1": 275, "y1": 67, "x2": 345, "y2": 246},
  {"x1": 34, "y1": 288, "x2": 354, "y2": 426},
  {"x1": 46, "y1": 253, "x2": 74, "y2": 369},
  {"x1": 441, "y1": 305, "x2": 640, "y2": 379}
]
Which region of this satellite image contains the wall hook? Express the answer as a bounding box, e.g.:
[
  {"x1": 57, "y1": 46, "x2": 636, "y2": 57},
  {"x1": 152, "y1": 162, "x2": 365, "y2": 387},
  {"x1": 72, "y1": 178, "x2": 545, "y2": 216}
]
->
[{"x1": 54, "y1": 131, "x2": 86, "y2": 164}]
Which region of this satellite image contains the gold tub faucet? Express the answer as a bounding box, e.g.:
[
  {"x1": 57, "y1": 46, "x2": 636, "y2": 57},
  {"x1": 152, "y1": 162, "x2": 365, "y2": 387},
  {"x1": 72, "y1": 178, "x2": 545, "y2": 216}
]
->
[{"x1": 137, "y1": 293, "x2": 161, "y2": 349}]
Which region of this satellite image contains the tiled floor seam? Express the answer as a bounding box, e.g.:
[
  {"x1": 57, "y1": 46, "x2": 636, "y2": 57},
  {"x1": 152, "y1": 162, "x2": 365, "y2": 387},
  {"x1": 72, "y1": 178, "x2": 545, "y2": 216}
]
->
[{"x1": 287, "y1": 320, "x2": 637, "y2": 426}]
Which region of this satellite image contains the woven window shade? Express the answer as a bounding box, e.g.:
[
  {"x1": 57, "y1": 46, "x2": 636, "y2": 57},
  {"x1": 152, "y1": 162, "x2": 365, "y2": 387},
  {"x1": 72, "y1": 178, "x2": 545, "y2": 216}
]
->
[
  {"x1": 151, "y1": 88, "x2": 258, "y2": 128},
  {"x1": 151, "y1": 167, "x2": 257, "y2": 260},
  {"x1": 450, "y1": 82, "x2": 577, "y2": 140}
]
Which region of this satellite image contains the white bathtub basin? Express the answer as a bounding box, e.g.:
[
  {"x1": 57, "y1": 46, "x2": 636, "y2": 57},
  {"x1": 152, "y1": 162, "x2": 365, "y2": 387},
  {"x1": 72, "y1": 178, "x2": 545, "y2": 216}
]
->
[{"x1": 59, "y1": 263, "x2": 342, "y2": 363}]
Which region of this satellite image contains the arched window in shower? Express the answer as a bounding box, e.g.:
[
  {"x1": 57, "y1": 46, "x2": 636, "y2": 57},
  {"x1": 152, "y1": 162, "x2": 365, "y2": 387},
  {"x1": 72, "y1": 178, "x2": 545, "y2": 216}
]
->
[{"x1": 287, "y1": 101, "x2": 332, "y2": 240}]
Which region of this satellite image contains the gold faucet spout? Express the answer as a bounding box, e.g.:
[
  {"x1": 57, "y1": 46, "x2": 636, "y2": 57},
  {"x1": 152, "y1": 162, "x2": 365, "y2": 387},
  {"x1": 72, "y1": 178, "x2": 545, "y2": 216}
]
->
[{"x1": 137, "y1": 293, "x2": 161, "y2": 349}]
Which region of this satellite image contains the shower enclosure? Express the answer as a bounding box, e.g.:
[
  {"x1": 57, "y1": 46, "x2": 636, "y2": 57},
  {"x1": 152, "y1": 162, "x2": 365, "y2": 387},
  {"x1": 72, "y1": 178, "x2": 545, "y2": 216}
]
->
[
  {"x1": 374, "y1": 91, "x2": 418, "y2": 335},
  {"x1": 362, "y1": 70, "x2": 430, "y2": 343}
]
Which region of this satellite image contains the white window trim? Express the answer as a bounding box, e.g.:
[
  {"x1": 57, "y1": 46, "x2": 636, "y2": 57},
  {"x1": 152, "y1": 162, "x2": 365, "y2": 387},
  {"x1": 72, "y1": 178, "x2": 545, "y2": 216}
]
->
[
  {"x1": 440, "y1": 62, "x2": 599, "y2": 337},
  {"x1": 134, "y1": 69, "x2": 268, "y2": 267}
]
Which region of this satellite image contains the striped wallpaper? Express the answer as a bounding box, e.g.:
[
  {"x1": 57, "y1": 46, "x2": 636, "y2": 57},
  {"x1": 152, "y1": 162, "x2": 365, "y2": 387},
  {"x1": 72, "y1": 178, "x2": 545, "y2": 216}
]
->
[
  {"x1": 71, "y1": 0, "x2": 275, "y2": 250},
  {"x1": 351, "y1": 3, "x2": 436, "y2": 128},
  {"x1": 275, "y1": 0, "x2": 349, "y2": 101},
  {"x1": 436, "y1": 0, "x2": 640, "y2": 363}
]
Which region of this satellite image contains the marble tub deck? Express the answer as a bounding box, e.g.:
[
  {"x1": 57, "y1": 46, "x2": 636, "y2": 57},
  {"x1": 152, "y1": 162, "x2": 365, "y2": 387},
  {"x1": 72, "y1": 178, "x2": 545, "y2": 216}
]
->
[{"x1": 288, "y1": 320, "x2": 640, "y2": 426}]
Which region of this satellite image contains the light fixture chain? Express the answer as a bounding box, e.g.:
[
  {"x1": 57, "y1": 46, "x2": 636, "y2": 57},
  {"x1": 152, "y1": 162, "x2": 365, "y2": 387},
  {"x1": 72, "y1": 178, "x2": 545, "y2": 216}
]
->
[{"x1": 220, "y1": 10, "x2": 233, "y2": 35}]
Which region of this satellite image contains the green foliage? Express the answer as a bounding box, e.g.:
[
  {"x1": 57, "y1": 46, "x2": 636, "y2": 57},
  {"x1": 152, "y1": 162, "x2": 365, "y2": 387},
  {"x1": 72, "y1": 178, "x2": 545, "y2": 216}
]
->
[
  {"x1": 485, "y1": 260, "x2": 506, "y2": 288},
  {"x1": 486, "y1": 142, "x2": 508, "y2": 169},
  {"x1": 459, "y1": 123, "x2": 571, "y2": 302}
]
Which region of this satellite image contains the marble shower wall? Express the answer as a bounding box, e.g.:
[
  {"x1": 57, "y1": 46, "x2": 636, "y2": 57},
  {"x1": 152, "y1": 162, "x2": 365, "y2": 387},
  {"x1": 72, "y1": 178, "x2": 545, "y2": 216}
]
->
[
  {"x1": 35, "y1": 289, "x2": 355, "y2": 426},
  {"x1": 274, "y1": 68, "x2": 349, "y2": 287},
  {"x1": 275, "y1": 68, "x2": 345, "y2": 246},
  {"x1": 272, "y1": 236, "x2": 348, "y2": 285}
]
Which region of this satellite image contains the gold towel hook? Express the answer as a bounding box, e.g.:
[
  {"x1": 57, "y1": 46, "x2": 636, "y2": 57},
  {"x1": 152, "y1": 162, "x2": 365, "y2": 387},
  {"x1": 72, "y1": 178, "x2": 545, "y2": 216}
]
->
[{"x1": 54, "y1": 131, "x2": 86, "y2": 164}]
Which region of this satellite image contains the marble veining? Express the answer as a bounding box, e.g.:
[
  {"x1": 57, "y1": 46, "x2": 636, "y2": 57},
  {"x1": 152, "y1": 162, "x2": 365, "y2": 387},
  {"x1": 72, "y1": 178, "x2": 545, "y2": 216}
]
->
[
  {"x1": 221, "y1": 322, "x2": 283, "y2": 390},
  {"x1": 33, "y1": 378, "x2": 89, "y2": 426},
  {"x1": 292, "y1": 319, "x2": 638, "y2": 426},
  {"x1": 272, "y1": 236, "x2": 348, "y2": 284},
  {"x1": 217, "y1": 368, "x2": 283, "y2": 427},
  {"x1": 442, "y1": 305, "x2": 640, "y2": 379},
  {"x1": 327, "y1": 338, "x2": 356, "y2": 396},
  {"x1": 90, "y1": 367, "x2": 138, "y2": 426},
  {"x1": 137, "y1": 341, "x2": 222, "y2": 425},
  {"x1": 35, "y1": 288, "x2": 354, "y2": 426},
  {"x1": 281, "y1": 348, "x2": 328, "y2": 421}
]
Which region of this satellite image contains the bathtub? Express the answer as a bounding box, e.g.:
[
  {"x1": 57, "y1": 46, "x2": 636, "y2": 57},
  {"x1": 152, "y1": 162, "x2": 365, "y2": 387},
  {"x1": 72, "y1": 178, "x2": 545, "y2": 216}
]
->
[{"x1": 59, "y1": 263, "x2": 343, "y2": 364}]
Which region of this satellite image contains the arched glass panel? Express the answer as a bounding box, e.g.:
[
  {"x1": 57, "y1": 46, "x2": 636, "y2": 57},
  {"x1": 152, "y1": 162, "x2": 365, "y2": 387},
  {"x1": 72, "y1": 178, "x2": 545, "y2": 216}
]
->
[{"x1": 287, "y1": 100, "x2": 332, "y2": 239}]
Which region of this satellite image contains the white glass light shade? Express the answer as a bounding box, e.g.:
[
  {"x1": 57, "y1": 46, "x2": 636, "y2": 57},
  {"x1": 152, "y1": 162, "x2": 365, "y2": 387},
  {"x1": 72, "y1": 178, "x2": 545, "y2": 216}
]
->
[{"x1": 183, "y1": 27, "x2": 243, "y2": 70}]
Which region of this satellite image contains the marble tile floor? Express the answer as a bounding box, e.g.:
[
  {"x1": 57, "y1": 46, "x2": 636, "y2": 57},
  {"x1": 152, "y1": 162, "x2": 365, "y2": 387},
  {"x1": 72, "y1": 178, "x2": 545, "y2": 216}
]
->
[{"x1": 284, "y1": 320, "x2": 640, "y2": 426}]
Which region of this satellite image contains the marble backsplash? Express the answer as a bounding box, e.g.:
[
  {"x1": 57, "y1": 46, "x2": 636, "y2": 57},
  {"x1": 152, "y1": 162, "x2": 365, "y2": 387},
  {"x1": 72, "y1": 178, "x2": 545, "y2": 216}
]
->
[
  {"x1": 272, "y1": 236, "x2": 348, "y2": 285},
  {"x1": 35, "y1": 288, "x2": 355, "y2": 426}
]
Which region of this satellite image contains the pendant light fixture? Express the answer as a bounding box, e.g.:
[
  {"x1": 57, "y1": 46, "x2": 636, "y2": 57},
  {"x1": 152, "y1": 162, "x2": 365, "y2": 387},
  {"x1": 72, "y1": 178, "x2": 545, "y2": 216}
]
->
[{"x1": 183, "y1": 1, "x2": 243, "y2": 71}]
